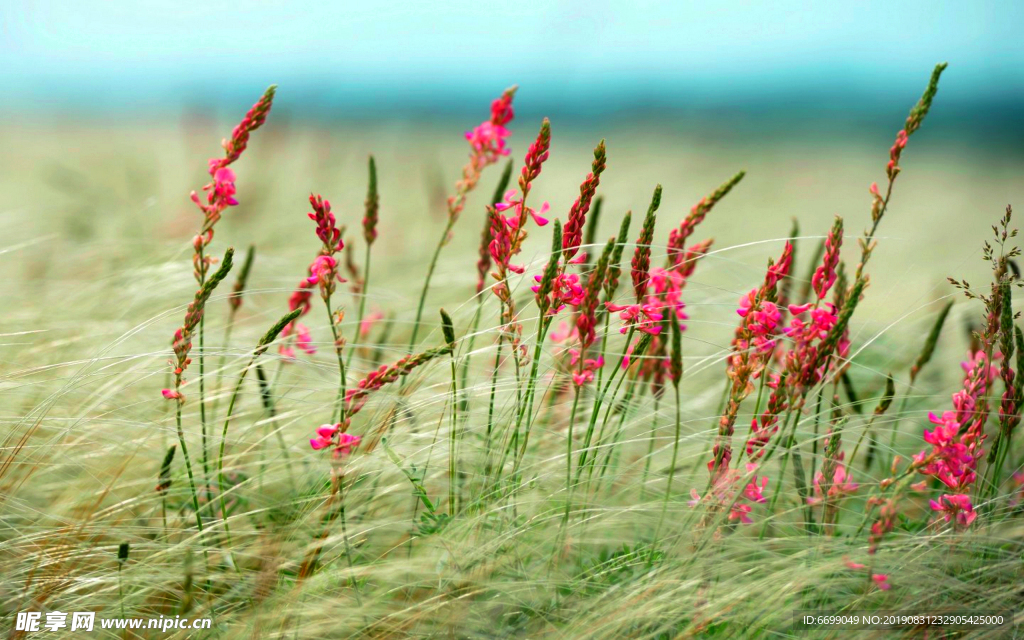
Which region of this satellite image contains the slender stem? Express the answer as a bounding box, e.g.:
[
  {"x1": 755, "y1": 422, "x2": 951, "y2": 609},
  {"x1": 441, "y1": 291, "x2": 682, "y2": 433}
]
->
[
  {"x1": 196, "y1": 244, "x2": 210, "y2": 483},
  {"x1": 325, "y1": 298, "x2": 348, "y2": 423},
  {"x1": 510, "y1": 318, "x2": 553, "y2": 483},
  {"x1": 348, "y1": 243, "x2": 373, "y2": 372},
  {"x1": 175, "y1": 402, "x2": 205, "y2": 533},
  {"x1": 448, "y1": 353, "x2": 459, "y2": 516},
  {"x1": 484, "y1": 337, "x2": 504, "y2": 485},
  {"x1": 883, "y1": 394, "x2": 912, "y2": 473},
  {"x1": 337, "y1": 475, "x2": 363, "y2": 606},
  {"x1": 407, "y1": 222, "x2": 452, "y2": 355},
  {"x1": 576, "y1": 327, "x2": 635, "y2": 476},
  {"x1": 640, "y1": 396, "x2": 661, "y2": 502},
  {"x1": 558, "y1": 388, "x2": 583, "y2": 540},
  {"x1": 650, "y1": 381, "x2": 681, "y2": 565},
  {"x1": 217, "y1": 354, "x2": 259, "y2": 550},
  {"x1": 209, "y1": 308, "x2": 238, "y2": 427},
  {"x1": 594, "y1": 377, "x2": 640, "y2": 495}
]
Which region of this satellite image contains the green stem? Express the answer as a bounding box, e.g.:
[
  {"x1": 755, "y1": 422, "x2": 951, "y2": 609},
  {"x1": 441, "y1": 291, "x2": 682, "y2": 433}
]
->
[
  {"x1": 175, "y1": 401, "x2": 205, "y2": 533},
  {"x1": 640, "y1": 396, "x2": 661, "y2": 503},
  {"x1": 509, "y1": 317, "x2": 553, "y2": 483},
  {"x1": 484, "y1": 336, "x2": 504, "y2": 486},
  {"x1": 558, "y1": 388, "x2": 584, "y2": 543},
  {"x1": 407, "y1": 222, "x2": 452, "y2": 355},
  {"x1": 576, "y1": 327, "x2": 635, "y2": 477},
  {"x1": 650, "y1": 380, "x2": 681, "y2": 565},
  {"x1": 325, "y1": 297, "x2": 348, "y2": 424},
  {"x1": 448, "y1": 352, "x2": 459, "y2": 517},
  {"x1": 217, "y1": 353, "x2": 260, "y2": 551},
  {"x1": 348, "y1": 243, "x2": 373, "y2": 372}
]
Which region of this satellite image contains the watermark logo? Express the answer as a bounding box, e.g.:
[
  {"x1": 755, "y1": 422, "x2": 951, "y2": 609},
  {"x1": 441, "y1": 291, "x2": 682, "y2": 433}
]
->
[{"x1": 14, "y1": 612, "x2": 210, "y2": 633}]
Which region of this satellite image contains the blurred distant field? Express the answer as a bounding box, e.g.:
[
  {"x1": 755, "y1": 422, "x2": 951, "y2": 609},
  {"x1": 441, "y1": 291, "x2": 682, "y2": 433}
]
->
[{"x1": 1, "y1": 116, "x2": 1020, "y2": 340}]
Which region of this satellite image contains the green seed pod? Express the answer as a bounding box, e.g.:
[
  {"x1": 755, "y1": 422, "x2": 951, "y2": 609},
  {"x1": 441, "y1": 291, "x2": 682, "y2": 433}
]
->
[{"x1": 439, "y1": 308, "x2": 456, "y2": 348}]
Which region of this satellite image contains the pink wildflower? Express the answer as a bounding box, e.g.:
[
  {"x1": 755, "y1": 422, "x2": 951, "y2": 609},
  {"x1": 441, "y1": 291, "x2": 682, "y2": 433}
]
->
[
  {"x1": 809, "y1": 463, "x2": 859, "y2": 505},
  {"x1": 914, "y1": 349, "x2": 998, "y2": 497},
  {"x1": 605, "y1": 302, "x2": 664, "y2": 336},
  {"x1": 872, "y1": 574, "x2": 892, "y2": 591},
  {"x1": 309, "y1": 423, "x2": 362, "y2": 459},
  {"x1": 811, "y1": 216, "x2": 843, "y2": 300},
  {"x1": 689, "y1": 465, "x2": 768, "y2": 525},
  {"x1": 929, "y1": 493, "x2": 977, "y2": 527},
  {"x1": 190, "y1": 87, "x2": 275, "y2": 281},
  {"x1": 532, "y1": 272, "x2": 584, "y2": 316},
  {"x1": 570, "y1": 352, "x2": 605, "y2": 386},
  {"x1": 448, "y1": 87, "x2": 517, "y2": 224}
]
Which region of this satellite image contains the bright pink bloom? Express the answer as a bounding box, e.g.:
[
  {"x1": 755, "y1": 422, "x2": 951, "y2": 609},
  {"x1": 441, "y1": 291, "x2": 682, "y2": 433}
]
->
[
  {"x1": 782, "y1": 301, "x2": 844, "y2": 390},
  {"x1": 309, "y1": 424, "x2": 338, "y2": 450},
  {"x1": 915, "y1": 349, "x2": 998, "y2": 496},
  {"x1": 465, "y1": 121, "x2": 511, "y2": 164},
  {"x1": 872, "y1": 574, "x2": 892, "y2": 591},
  {"x1": 741, "y1": 463, "x2": 768, "y2": 503},
  {"x1": 569, "y1": 352, "x2": 604, "y2": 386},
  {"x1": 929, "y1": 493, "x2": 977, "y2": 527},
  {"x1": 162, "y1": 389, "x2": 183, "y2": 401},
  {"x1": 688, "y1": 465, "x2": 767, "y2": 525},
  {"x1": 308, "y1": 194, "x2": 344, "y2": 253},
  {"x1": 309, "y1": 423, "x2": 362, "y2": 458},
  {"x1": 211, "y1": 167, "x2": 238, "y2": 206},
  {"x1": 488, "y1": 191, "x2": 550, "y2": 279},
  {"x1": 809, "y1": 463, "x2": 859, "y2": 505},
  {"x1": 532, "y1": 272, "x2": 584, "y2": 315},
  {"x1": 495, "y1": 189, "x2": 550, "y2": 227},
  {"x1": 737, "y1": 295, "x2": 782, "y2": 354},
  {"x1": 606, "y1": 302, "x2": 664, "y2": 336}
]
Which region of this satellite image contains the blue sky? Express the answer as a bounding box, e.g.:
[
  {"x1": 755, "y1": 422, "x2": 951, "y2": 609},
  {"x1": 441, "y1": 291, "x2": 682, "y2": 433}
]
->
[{"x1": 1, "y1": 1, "x2": 1021, "y2": 116}]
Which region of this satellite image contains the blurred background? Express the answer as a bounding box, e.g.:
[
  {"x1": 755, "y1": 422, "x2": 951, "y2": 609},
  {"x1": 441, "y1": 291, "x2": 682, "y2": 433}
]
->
[{"x1": 1, "y1": 0, "x2": 1022, "y2": 368}]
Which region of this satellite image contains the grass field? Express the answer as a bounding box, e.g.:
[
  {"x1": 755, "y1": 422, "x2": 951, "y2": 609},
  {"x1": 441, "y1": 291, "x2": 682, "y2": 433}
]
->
[{"x1": 3, "y1": 67, "x2": 1024, "y2": 638}]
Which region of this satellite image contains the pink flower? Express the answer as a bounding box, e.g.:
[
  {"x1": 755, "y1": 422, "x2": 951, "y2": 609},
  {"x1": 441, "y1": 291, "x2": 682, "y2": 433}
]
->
[
  {"x1": 729, "y1": 503, "x2": 753, "y2": 524},
  {"x1": 335, "y1": 432, "x2": 362, "y2": 457},
  {"x1": 929, "y1": 493, "x2": 977, "y2": 527},
  {"x1": 309, "y1": 423, "x2": 362, "y2": 458},
  {"x1": 809, "y1": 463, "x2": 859, "y2": 505},
  {"x1": 161, "y1": 389, "x2": 183, "y2": 401},
  {"x1": 887, "y1": 129, "x2": 908, "y2": 178},
  {"x1": 549, "y1": 321, "x2": 579, "y2": 344},
  {"x1": 742, "y1": 464, "x2": 768, "y2": 504},
  {"x1": 495, "y1": 189, "x2": 550, "y2": 227},
  {"x1": 532, "y1": 273, "x2": 584, "y2": 316},
  {"x1": 569, "y1": 352, "x2": 604, "y2": 386},
  {"x1": 688, "y1": 466, "x2": 766, "y2": 525},
  {"x1": 280, "y1": 321, "x2": 316, "y2": 359},
  {"x1": 465, "y1": 121, "x2": 511, "y2": 164},
  {"x1": 309, "y1": 424, "x2": 338, "y2": 450},
  {"x1": 811, "y1": 216, "x2": 843, "y2": 300},
  {"x1": 211, "y1": 167, "x2": 238, "y2": 206},
  {"x1": 606, "y1": 302, "x2": 664, "y2": 336},
  {"x1": 737, "y1": 295, "x2": 781, "y2": 354},
  {"x1": 308, "y1": 254, "x2": 345, "y2": 295},
  {"x1": 915, "y1": 349, "x2": 997, "y2": 493},
  {"x1": 872, "y1": 574, "x2": 891, "y2": 591}
]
